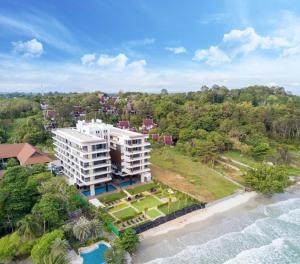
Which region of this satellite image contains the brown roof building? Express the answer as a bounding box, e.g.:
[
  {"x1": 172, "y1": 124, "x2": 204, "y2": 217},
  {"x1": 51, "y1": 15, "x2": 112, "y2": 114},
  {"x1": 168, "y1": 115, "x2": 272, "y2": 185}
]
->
[{"x1": 0, "y1": 143, "x2": 52, "y2": 166}]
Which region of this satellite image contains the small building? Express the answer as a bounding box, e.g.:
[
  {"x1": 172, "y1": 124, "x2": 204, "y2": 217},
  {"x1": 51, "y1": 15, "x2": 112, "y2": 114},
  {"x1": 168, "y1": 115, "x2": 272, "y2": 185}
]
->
[
  {"x1": 152, "y1": 134, "x2": 160, "y2": 141},
  {"x1": 117, "y1": 120, "x2": 130, "y2": 130},
  {"x1": 163, "y1": 135, "x2": 173, "y2": 145},
  {"x1": 141, "y1": 119, "x2": 157, "y2": 132},
  {"x1": 0, "y1": 143, "x2": 52, "y2": 166},
  {"x1": 44, "y1": 109, "x2": 59, "y2": 121}
]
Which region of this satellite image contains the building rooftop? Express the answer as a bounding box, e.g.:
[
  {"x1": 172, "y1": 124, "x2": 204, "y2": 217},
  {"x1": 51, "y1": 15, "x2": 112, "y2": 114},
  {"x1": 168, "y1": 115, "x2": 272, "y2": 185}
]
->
[
  {"x1": 0, "y1": 143, "x2": 52, "y2": 165},
  {"x1": 110, "y1": 126, "x2": 145, "y2": 138},
  {"x1": 54, "y1": 128, "x2": 105, "y2": 143}
]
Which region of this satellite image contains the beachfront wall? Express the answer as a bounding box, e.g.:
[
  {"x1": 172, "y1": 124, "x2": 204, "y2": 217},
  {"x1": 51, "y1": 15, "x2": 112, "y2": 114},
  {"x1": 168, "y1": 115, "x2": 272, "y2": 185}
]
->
[{"x1": 133, "y1": 203, "x2": 206, "y2": 234}]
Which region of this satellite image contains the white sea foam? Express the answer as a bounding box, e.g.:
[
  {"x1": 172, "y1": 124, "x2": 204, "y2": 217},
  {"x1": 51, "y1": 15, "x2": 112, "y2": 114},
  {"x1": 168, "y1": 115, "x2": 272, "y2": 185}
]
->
[{"x1": 143, "y1": 197, "x2": 300, "y2": 264}]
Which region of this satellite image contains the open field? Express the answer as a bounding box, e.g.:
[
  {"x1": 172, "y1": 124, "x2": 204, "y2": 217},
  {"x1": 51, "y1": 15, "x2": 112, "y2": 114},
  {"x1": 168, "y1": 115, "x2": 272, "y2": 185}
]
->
[{"x1": 151, "y1": 148, "x2": 239, "y2": 202}]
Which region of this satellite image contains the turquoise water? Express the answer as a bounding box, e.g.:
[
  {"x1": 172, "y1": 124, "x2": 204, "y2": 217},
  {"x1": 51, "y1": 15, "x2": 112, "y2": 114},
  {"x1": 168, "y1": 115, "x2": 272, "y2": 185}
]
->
[
  {"x1": 140, "y1": 188, "x2": 300, "y2": 264},
  {"x1": 83, "y1": 184, "x2": 116, "y2": 196},
  {"x1": 119, "y1": 180, "x2": 137, "y2": 188},
  {"x1": 80, "y1": 243, "x2": 108, "y2": 264}
]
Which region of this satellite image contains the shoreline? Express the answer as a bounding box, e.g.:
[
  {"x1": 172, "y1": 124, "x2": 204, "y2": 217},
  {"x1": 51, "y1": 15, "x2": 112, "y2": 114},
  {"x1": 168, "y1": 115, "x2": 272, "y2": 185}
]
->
[{"x1": 139, "y1": 191, "x2": 258, "y2": 239}]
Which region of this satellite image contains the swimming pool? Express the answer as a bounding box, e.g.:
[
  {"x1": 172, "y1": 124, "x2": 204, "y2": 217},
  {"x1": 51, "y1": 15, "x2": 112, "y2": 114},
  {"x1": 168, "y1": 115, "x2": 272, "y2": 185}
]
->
[
  {"x1": 118, "y1": 180, "x2": 137, "y2": 188},
  {"x1": 83, "y1": 184, "x2": 116, "y2": 196},
  {"x1": 80, "y1": 242, "x2": 109, "y2": 264}
]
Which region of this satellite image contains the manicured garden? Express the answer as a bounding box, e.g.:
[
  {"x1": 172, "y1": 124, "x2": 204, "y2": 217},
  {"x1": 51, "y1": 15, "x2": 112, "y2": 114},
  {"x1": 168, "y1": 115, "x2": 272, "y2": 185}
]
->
[{"x1": 97, "y1": 181, "x2": 199, "y2": 231}]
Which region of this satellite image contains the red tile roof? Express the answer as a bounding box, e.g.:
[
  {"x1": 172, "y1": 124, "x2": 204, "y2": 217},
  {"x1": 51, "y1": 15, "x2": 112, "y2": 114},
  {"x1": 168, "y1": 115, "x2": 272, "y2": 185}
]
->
[
  {"x1": 118, "y1": 120, "x2": 130, "y2": 129},
  {"x1": 0, "y1": 143, "x2": 52, "y2": 165},
  {"x1": 143, "y1": 119, "x2": 155, "y2": 126},
  {"x1": 152, "y1": 134, "x2": 160, "y2": 141},
  {"x1": 164, "y1": 135, "x2": 173, "y2": 145}
]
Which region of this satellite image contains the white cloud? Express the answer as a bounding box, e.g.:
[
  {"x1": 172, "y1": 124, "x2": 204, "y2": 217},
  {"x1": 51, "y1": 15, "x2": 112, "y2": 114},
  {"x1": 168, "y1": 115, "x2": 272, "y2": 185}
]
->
[
  {"x1": 165, "y1": 46, "x2": 187, "y2": 54},
  {"x1": 81, "y1": 53, "x2": 96, "y2": 65},
  {"x1": 193, "y1": 46, "x2": 230, "y2": 65},
  {"x1": 97, "y1": 53, "x2": 128, "y2": 70},
  {"x1": 194, "y1": 27, "x2": 291, "y2": 65},
  {"x1": 223, "y1": 27, "x2": 289, "y2": 56},
  {"x1": 12, "y1": 38, "x2": 43, "y2": 57}
]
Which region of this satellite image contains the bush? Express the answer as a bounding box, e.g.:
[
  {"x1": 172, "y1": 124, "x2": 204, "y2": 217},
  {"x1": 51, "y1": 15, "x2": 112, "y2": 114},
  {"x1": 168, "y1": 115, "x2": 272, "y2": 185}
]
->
[
  {"x1": 245, "y1": 165, "x2": 289, "y2": 194},
  {"x1": 31, "y1": 229, "x2": 64, "y2": 263},
  {"x1": 117, "y1": 228, "x2": 139, "y2": 253},
  {"x1": 0, "y1": 232, "x2": 36, "y2": 261}
]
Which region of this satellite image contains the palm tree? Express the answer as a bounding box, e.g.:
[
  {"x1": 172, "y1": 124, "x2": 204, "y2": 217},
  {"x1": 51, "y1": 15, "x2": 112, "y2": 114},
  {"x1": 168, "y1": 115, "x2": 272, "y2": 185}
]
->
[
  {"x1": 50, "y1": 237, "x2": 70, "y2": 255},
  {"x1": 17, "y1": 214, "x2": 41, "y2": 239},
  {"x1": 42, "y1": 252, "x2": 68, "y2": 264},
  {"x1": 89, "y1": 219, "x2": 102, "y2": 240},
  {"x1": 73, "y1": 217, "x2": 91, "y2": 243}
]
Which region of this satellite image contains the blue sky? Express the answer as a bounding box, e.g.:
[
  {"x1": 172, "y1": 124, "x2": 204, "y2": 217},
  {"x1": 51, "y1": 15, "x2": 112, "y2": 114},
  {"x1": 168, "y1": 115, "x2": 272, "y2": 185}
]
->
[{"x1": 1, "y1": 0, "x2": 300, "y2": 93}]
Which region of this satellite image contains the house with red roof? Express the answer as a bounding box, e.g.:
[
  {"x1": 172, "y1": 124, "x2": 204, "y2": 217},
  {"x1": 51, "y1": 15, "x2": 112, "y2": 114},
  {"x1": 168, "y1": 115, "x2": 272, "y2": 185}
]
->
[
  {"x1": 152, "y1": 134, "x2": 160, "y2": 141},
  {"x1": 163, "y1": 135, "x2": 173, "y2": 145},
  {"x1": 117, "y1": 120, "x2": 130, "y2": 130},
  {"x1": 0, "y1": 143, "x2": 52, "y2": 166},
  {"x1": 140, "y1": 119, "x2": 158, "y2": 132}
]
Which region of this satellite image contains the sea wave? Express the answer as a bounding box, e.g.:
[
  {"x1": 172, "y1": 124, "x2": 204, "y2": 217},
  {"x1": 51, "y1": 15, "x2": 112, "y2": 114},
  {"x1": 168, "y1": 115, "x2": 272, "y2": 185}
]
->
[{"x1": 144, "y1": 197, "x2": 300, "y2": 264}]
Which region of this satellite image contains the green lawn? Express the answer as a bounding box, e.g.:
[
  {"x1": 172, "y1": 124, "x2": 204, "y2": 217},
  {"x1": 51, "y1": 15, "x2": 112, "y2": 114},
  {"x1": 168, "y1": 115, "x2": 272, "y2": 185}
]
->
[
  {"x1": 132, "y1": 195, "x2": 162, "y2": 211},
  {"x1": 99, "y1": 191, "x2": 127, "y2": 204},
  {"x1": 113, "y1": 207, "x2": 138, "y2": 221},
  {"x1": 146, "y1": 208, "x2": 163, "y2": 219},
  {"x1": 151, "y1": 147, "x2": 239, "y2": 202},
  {"x1": 127, "y1": 182, "x2": 159, "y2": 195},
  {"x1": 108, "y1": 202, "x2": 129, "y2": 213}
]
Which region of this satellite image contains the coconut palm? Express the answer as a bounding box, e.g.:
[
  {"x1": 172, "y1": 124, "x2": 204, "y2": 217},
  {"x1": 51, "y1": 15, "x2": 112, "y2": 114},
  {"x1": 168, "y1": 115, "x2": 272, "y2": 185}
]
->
[
  {"x1": 72, "y1": 217, "x2": 91, "y2": 243},
  {"x1": 50, "y1": 237, "x2": 70, "y2": 255},
  {"x1": 42, "y1": 252, "x2": 68, "y2": 264},
  {"x1": 17, "y1": 214, "x2": 41, "y2": 239},
  {"x1": 89, "y1": 219, "x2": 102, "y2": 240}
]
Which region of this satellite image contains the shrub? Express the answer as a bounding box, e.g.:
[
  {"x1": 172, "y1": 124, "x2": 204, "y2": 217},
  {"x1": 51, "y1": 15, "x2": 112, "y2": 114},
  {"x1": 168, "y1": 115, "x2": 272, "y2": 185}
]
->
[
  {"x1": 245, "y1": 165, "x2": 289, "y2": 194},
  {"x1": 117, "y1": 228, "x2": 139, "y2": 253},
  {"x1": 0, "y1": 232, "x2": 36, "y2": 261},
  {"x1": 31, "y1": 229, "x2": 65, "y2": 263}
]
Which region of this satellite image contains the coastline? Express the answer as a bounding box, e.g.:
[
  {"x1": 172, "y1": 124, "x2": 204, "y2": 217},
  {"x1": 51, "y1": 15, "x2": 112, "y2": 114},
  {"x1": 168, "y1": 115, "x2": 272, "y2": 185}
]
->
[{"x1": 139, "y1": 191, "x2": 258, "y2": 239}]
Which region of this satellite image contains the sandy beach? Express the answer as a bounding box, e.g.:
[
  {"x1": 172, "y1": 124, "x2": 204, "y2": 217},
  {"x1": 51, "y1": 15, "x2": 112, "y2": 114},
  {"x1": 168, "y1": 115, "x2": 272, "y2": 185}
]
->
[{"x1": 140, "y1": 191, "x2": 258, "y2": 239}]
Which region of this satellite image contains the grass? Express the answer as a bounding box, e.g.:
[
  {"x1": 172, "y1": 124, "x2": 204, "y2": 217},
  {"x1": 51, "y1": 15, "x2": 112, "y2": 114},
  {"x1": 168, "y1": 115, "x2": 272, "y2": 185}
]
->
[
  {"x1": 146, "y1": 208, "x2": 163, "y2": 219},
  {"x1": 222, "y1": 150, "x2": 259, "y2": 168},
  {"x1": 108, "y1": 202, "x2": 129, "y2": 213},
  {"x1": 99, "y1": 191, "x2": 127, "y2": 204},
  {"x1": 113, "y1": 207, "x2": 138, "y2": 221},
  {"x1": 151, "y1": 147, "x2": 239, "y2": 202},
  {"x1": 159, "y1": 199, "x2": 195, "y2": 215},
  {"x1": 127, "y1": 182, "x2": 159, "y2": 195},
  {"x1": 132, "y1": 195, "x2": 162, "y2": 211}
]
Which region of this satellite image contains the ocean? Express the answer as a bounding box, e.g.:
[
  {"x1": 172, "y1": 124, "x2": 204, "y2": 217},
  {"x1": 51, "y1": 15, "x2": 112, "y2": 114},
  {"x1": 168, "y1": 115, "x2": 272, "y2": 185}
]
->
[{"x1": 133, "y1": 186, "x2": 300, "y2": 264}]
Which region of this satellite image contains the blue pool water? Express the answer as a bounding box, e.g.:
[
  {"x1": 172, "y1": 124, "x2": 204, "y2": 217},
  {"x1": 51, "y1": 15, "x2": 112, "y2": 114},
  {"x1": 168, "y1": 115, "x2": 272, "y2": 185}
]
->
[
  {"x1": 119, "y1": 180, "x2": 136, "y2": 188},
  {"x1": 83, "y1": 184, "x2": 116, "y2": 196},
  {"x1": 80, "y1": 243, "x2": 108, "y2": 264}
]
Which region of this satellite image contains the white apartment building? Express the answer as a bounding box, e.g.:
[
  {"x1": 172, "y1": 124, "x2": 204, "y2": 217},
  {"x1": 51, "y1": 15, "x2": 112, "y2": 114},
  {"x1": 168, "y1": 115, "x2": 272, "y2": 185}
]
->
[
  {"x1": 52, "y1": 128, "x2": 112, "y2": 196},
  {"x1": 53, "y1": 119, "x2": 151, "y2": 196},
  {"x1": 76, "y1": 120, "x2": 151, "y2": 181}
]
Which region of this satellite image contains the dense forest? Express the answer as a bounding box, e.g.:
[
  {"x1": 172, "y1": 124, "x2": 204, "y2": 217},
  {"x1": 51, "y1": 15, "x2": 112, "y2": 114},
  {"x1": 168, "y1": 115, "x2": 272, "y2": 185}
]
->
[{"x1": 1, "y1": 86, "x2": 300, "y2": 163}]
